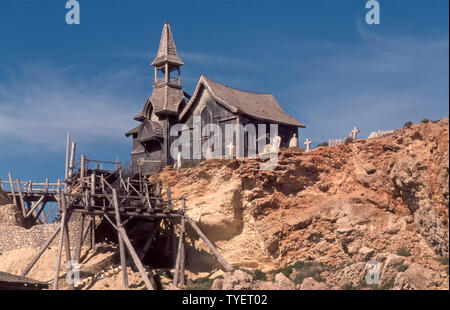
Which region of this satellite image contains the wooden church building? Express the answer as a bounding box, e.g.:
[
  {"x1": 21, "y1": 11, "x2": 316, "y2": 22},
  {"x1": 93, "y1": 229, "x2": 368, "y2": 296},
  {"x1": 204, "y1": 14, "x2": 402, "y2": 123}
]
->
[{"x1": 126, "y1": 22, "x2": 305, "y2": 175}]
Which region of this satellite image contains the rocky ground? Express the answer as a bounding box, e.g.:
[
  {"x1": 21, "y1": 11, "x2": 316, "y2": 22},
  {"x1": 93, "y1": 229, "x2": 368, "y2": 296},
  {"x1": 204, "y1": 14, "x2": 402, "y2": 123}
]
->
[
  {"x1": 0, "y1": 118, "x2": 448, "y2": 290},
  {"x1": 158, "y1": 118, "x2": 449, "y2": 290}
]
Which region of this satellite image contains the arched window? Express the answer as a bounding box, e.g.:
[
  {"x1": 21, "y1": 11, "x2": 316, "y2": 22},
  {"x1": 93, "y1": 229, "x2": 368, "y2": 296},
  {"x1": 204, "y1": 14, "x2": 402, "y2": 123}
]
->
[
  {"x1": 200, "y1": 106, "x2": 212, "y2": 130},
  {"x1": 144, "y1": 101, "x2": 153, "y2": 120}
]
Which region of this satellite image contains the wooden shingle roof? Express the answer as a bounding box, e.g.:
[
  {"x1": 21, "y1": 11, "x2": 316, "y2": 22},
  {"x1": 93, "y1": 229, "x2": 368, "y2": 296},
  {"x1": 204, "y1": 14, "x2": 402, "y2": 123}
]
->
[
  {"x1": 149, "y1": 85, "x2": 186, "y2": 115},
  {"x1": 125, "y1": 120, "x2": 163, "y2": 141},
  {"x1": 181, "y1": 75, "x2": 305, "y2": 127},
  {"x1": 151, "y1": 22, "x2": 184, "y2": 67}
]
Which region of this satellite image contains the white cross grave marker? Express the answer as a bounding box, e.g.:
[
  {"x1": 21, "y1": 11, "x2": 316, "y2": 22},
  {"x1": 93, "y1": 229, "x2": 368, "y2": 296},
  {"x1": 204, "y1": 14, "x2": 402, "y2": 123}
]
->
[
  {"x1": 304, "y1": 138, "x2": 312, "y2": 152},
  {"x1": 227, "y1": 142, "x2": 235, "y2": 157}
]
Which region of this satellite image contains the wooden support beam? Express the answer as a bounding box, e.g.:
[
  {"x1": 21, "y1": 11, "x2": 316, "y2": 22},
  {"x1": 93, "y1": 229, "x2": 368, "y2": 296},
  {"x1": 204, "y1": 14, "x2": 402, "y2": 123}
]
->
[
  {"x1": 15, "y1": 178, "x2": 27, "y2": 218},
  {"x1": 103, "y1": 214, "x2": 117, "y2": 230},
  {"x1": 65, "y1": 132, "x2": 70, "y2": 180},
  {"x1": 185, "y1": 215, "x2": 233, "y2": 272},
  {"x1": 112, "y1": 189, "x2": 128, "y2": 289},
  {"x1": 62, "y1": 206, "x2": 75, "y2": 290},
  {"x1": 80, "y1": 154, "x2": 86, "y2": 180},
  {"x1": 138, "y1": 224, "x2": 159, "y2": 261},
  {"x1": 68, "y1": 142, "x2": 76, "y2": 179},
  {"x1": 118, "y1": 226, "x2": 155, "y2": 290},
  {"x1": 35, "y1": 200, "x2": 48, "y2": 224},
  {"x1": 90, "y1": 173, "x2": 96, "y2": 206},
  {"x1": 90, "y1": 215, "x2": 96, "y2": 250},
  {"x1": 180, "y1": 200, "x2": 186, "y2": 286},
  {"x1": 21, "y1": 225, "x2": 61, "y2": 277},
  {"x1": 8, "y1": 173, "x2": 18, "y2": 211},
  {"x1": 173, "y1": 218, "x2": 185, "y2": 287},
  {"x1": 113, "y1": 190, "x2": 156, "y2": 290},
  {"x1": 53, "y1": 200, "x2": 67, "y2": 290},
  {"x1": 27, "y1": 195, "x2": 45, "y2": 217}
]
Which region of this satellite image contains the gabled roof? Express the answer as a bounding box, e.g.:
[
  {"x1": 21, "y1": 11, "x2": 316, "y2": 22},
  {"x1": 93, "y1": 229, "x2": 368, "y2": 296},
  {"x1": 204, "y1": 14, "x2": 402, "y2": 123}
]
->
[
  {"x1": 180, "y1": 75, "x2": 306, "y2": 127},
  {"x1": 125, "y1": 120, "x2": 163, "y2": 141},
  {"x1": 151, "y1": 22, "x2": 184, "y2": 67},
  {"x1": 125, "y1": 124, "x2": 141, "y2": 137}
]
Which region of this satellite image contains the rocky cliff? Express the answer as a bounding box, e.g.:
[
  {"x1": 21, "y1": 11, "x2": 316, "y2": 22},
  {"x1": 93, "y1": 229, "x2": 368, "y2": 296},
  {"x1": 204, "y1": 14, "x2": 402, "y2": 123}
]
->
[{"x1": 160, "y1": 118, "x2": 449, "y2": 289}]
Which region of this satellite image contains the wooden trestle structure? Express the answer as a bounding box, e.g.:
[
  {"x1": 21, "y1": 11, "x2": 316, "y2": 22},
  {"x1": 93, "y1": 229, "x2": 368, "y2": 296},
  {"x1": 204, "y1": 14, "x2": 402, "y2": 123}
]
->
[{"x1": 1, "y1": 134, "x2": 233, "y2": 290}]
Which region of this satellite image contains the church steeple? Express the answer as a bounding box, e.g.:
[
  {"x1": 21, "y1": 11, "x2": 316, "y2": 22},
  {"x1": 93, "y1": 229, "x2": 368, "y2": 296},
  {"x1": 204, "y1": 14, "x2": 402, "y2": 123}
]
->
[{"x1": 151, "y1": 22, "x2": 183, "y2": 88}]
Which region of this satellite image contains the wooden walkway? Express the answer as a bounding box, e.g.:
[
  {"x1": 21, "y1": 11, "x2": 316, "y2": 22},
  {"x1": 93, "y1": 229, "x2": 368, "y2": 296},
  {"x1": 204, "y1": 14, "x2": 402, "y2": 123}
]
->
[{"x1": 0, "y1": 173, "x2": 63, "y2": 224}]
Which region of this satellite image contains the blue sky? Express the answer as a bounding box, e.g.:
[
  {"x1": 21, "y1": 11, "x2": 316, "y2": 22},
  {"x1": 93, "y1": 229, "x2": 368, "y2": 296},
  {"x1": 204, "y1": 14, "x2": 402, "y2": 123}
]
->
[{"x1": 0, "y1": 0, "x2": 448, "y2": 183}]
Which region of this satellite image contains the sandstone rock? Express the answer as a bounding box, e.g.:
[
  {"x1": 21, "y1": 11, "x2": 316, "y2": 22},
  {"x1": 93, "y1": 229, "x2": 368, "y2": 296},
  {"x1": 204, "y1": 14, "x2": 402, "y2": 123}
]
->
[
  {"x1": 274, "y1": 273, "x2": 296, "y2": 290},
  {"x1": 393, "y1": 263, "x2": 430, "y2": 290},
  {"x1": 358, "y1": 247, "x2": 375, "y2": 261},
  {"x1": 222, "y1": 270, "x2": 254, "y2": 290},
  {"x1": 300, "y1": 277, "x2": 327, "y2": 290},
  {"x1": 380, "y1": 254, "x2": 406, "y2": 287}
]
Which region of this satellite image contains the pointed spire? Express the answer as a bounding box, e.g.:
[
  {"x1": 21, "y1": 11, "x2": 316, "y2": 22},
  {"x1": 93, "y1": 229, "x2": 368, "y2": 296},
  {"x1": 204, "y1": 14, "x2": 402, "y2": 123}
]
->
[{"x1": 151, "y1": 22, "x2": 184, "y2": 66}]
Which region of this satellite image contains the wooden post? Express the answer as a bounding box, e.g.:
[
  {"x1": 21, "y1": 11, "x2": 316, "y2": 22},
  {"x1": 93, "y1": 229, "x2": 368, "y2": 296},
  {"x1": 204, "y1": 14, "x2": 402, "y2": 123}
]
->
[
  {"x1": 180, "y1": 199, "x2": 186, "y2": 286},
  {"x1": 68, "y1": 142, "x2": 76, "y2": 179},
  {"x1": 45, "y1": 178, "x2": 49, "y2": 194},
  {"x1": 185, "y1": 216, "x2": 233, "y2": 272},
  {"x1": 118, "y1": 226, "x2": 155, "y2": 290},
  {"x1": 174, "y1": 199, "x2": 186, "y2": 287},
  {"x1": 138, "y1": 224, "x2": 159, "y2": 261},
  {"x1": 21, "y1": 225, "x2": 61, "y2": 277},
  {"x1": 113, "y1": 190, "x2": 156, "y2": 290},
  {"x1": 8, "y1": 173, "x2": 17, "y2": 210},
  {"x1": 173, "y1": 219, "x2": 185, "y2": 287},
  {"x1": 112, "y1": 189, "x2": 128, "y2": 289},
  {"x1": 91, "y1": 215, "x2": 96, "y2": 250},
  {"x1": 80, "y1": 154, "x2": 86, "y2": 180},
  {"x1": 90, "y1": 173, "x2": 95, "y2": 207},
  {"x1": 52, "y1": 194, "x2": 74, "y2": 290},
  {"x1": 53, "y1": 198, "x2": 67, "y2": 290},
  {"x1": 15, "y1": 179, "x2": 27, "y2": 218},
  {"x1": 38, "y1": 200, "x2": 48, "y2": 224},
  {"x1": 61, "y1": 196, "x2": 75, "y2": 290},
  {"x1": 27, "y1": 195, "x2": 45, "y2": 217},
  {"x1": 65, "y1": 132, "x2": 70, "y2": 180}
]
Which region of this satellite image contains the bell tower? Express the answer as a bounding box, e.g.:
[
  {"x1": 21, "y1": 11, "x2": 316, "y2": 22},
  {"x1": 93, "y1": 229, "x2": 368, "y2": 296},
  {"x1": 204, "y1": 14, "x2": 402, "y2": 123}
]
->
[{"x1": 151, "y1": 21, "x2": 184, "y2": 89}]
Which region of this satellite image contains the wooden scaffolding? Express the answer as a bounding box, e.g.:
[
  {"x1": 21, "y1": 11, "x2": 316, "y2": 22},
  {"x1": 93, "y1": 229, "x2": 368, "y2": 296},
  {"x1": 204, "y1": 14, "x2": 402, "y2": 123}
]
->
[{"x1": 2, "y1": 143, "x2": 232, "y2": 289}]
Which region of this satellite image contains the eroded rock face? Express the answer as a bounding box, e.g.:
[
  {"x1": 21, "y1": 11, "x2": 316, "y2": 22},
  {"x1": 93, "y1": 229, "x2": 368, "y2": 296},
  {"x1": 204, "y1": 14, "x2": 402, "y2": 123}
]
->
[
  {"x1": 221, "y1": 270, "x2": 254, "y2": 290},
  {"x1": 0, "y1": 203, "x2": 25, "y2": 227},
  {"x1": 160, "y1": 118, "x2": 449, "y2": 289}
]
